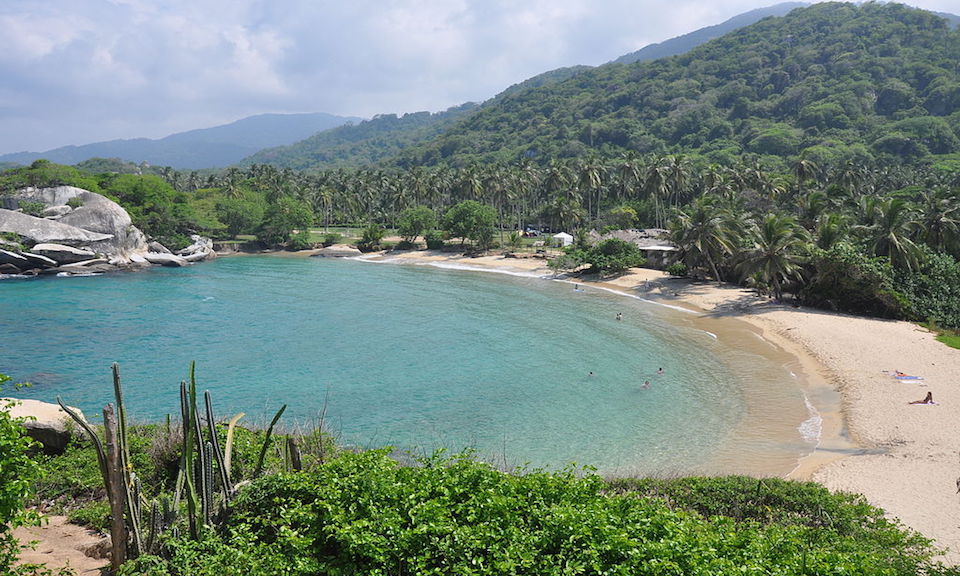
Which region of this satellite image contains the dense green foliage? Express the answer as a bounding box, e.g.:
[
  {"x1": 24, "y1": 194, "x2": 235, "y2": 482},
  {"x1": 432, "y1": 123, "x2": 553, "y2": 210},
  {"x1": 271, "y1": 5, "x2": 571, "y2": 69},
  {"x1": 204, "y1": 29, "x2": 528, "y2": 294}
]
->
[
  {"x1": 241, "y1": 105, "x2": 477, "y2": 171},
  {"x1": 569, "y1": 238, "x2": 646, "y2": 276},
  {"x1": 443, "y1": 200, "x2": 496, "y2": 249},
  {"x1": 115, "y1": 450, "x2": 956, "y2": 575},
  {"x1": 0, "y1": 376, "x2": 43, "y2": 574},
  {"x1": 393, "y1": 3, "x2": 960, "y2": 169}
]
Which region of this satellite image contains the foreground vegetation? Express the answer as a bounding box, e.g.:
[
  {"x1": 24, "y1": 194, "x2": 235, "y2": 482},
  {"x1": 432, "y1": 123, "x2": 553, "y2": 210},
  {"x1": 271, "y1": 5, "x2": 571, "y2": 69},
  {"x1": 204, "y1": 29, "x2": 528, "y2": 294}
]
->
[{"x1": 1, "y1": 367, "x2": 956, "y2": 575}]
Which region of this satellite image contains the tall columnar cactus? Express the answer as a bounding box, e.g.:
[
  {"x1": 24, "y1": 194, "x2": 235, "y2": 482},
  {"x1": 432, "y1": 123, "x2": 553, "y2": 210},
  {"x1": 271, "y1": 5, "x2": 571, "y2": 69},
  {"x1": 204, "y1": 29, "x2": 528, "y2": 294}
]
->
[{"x1": 60, "y1": 362, "x2": 288, "y2": 560}]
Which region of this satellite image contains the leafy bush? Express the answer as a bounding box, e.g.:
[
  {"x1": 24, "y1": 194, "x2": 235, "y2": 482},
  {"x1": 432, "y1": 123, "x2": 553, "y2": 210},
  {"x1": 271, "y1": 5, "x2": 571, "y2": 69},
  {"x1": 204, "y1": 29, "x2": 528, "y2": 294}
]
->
[
  {"x1": 424, "y1": 230, "x2": 446, "y2": 250},
  {"x1": 574, "y1": 238, "x2": 645, "y2": 276},
  {"x1": 356, "y1": 224, "x2": 385, "y2": 252},
  {"x1": 122, "y1": 451, "x2": 954, "y2": 576},
  {"x1": 18, "y1": 200, "x2": 46, "y2": 217},
  {"x1": 666, "y1": 261, "x2": 688, "y2": 277},
  {"x1": 66, "y1": 197, "x2": 84, "y2": 209},
  {"x1": 286, "y1": 230, "x2": 313, "y2": 251},
  {"x1": 801, "y1": 242, "x2": 904, "y2": 318},
  {"x1": 893, "y1": 250, "x2": 960, "y2": 330},
  {"x1": 321, "y1": 232, "x2": 342, "y2": 247},
  {"x1": 0, "y1": 376, "x2": 44, "y2": 574}
]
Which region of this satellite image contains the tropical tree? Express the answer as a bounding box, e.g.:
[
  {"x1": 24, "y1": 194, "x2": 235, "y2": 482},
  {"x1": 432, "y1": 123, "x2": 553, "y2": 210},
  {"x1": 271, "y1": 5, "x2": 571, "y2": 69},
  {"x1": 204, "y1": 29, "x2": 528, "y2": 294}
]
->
[
  {"x1": 916, "y1": 186, "x2": 960, "y2": 257},
  {"x1": 738, "y1": 213, "x2": 811, "y2": 301},
  {"x1": 397, "y1": 206, "x2": 437, "y2": 244},
  {"x1": 858, "y1": 196, "x2": 922, "y2": 271},
  {"x1": 670, "y1": 195, "x2": 738, "y2": 282},
  {"x1": 444, "y1": 200, "x2": 497, "y2": 249}
]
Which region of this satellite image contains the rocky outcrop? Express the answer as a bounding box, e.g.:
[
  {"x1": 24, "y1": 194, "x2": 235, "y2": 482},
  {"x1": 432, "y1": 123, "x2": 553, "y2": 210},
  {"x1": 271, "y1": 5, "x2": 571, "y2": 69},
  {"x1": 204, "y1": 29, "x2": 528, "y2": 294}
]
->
[
  {"x1": 311, "y1": 244, "x2": 363, "y2": 258},
  {"x1": 1, "y1": 398, "x2": 86, "y2": 454},
  {"x1": 31, "y1": 243, "x2": 98, "y2": 264},
  {"x1": 0, "y1": 186, "x2": 216, "y2": 276},
  {"x1": 178, "y1": 235, "x2": 217, "y2": 262}
]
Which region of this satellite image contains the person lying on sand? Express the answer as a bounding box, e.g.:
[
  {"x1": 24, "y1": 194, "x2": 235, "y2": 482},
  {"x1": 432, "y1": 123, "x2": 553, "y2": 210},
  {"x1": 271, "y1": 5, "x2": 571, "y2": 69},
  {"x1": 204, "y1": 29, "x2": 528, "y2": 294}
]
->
[{"x1": 908, "y1": 391, "x2": 936, "y2": 405}]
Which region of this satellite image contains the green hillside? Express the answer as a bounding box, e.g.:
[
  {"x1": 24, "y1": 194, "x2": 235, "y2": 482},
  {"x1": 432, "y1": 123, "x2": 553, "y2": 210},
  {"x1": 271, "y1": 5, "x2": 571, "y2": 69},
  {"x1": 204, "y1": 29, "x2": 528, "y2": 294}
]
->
[
  {"x1": 392, "y1": 2, "x2": 960, "y2": 169},
  {"x1": 239, "y1": 104, "x2": 478, "y2": 171}
]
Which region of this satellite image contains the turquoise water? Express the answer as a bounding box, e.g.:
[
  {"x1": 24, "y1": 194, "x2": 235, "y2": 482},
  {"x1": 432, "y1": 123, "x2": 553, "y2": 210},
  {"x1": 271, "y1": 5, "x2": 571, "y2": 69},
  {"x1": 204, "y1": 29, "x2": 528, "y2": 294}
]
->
[{"x1": 0, "y1": 255, "x2": 815, "y2": 476}]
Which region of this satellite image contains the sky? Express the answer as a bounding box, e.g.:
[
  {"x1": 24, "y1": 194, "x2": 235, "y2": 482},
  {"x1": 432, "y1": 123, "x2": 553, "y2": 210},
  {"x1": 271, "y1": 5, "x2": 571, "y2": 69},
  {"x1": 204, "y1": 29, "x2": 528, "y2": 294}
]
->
[{"x1": 1, "y1": 0, "x2": 957, "y2": 155}]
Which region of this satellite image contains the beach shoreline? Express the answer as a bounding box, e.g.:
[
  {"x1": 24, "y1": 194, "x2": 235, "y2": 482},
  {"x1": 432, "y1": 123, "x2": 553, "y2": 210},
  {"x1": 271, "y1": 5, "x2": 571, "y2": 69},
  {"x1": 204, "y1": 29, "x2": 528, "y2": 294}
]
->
[{"x1": 367, "y1": 248, "x2": 960, "y2": 563}]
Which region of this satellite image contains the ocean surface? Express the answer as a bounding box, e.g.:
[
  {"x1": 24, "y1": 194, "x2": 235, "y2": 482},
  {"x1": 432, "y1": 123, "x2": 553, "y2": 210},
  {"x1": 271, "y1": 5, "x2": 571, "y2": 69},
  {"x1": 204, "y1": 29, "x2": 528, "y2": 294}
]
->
[{"x1": 1, "y1": 255, "x2": 817, "y2": 476}]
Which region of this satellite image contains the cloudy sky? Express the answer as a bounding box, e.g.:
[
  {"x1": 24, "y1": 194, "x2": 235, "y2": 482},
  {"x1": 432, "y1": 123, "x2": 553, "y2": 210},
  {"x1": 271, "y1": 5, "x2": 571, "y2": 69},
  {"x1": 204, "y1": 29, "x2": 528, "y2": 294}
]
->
[{"x1": 1, "y1": 0, "x2": 956, "y2": 155}]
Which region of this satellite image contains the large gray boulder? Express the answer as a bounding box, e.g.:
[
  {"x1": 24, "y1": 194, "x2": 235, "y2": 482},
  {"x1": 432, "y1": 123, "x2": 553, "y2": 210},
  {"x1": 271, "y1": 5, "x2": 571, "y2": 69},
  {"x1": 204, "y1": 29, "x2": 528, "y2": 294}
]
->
[
  {"x1": 0, "y1": 209, "x2": 114, "y2": 245},
  {"x1": 1, "y1": 186, "x2": 217, "y2": 273},
  {"x1": 1, "y1": 398, "x2": 86, "y2": 454},
  {"x1": 31, "y1": 243, "x2": 98, "y2": 264},
  {"x1": 143, "y1": 252, "x2": 188, "y2": 267},
  {"x1": 9, "y1": 186, "x2": 149, "y2": 259}
]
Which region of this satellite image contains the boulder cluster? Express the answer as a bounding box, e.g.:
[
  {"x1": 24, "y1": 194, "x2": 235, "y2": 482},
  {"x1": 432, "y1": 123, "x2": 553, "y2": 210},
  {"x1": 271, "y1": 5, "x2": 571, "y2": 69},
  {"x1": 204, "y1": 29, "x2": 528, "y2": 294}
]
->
[{"x1": 0, "y1": 186, "x2": 215, "y2": 276}]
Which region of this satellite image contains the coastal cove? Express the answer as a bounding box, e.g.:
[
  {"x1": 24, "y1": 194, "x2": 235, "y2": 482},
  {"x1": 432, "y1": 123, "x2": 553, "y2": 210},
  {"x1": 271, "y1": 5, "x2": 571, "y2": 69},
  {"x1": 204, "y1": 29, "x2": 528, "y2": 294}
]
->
[{"x1": 3, "y1": 252, "x2": 818, "y2": 479}]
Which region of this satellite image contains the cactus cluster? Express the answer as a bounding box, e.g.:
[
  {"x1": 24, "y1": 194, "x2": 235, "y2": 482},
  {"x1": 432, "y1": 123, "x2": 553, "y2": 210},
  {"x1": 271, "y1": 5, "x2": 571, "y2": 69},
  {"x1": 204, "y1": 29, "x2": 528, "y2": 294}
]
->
[{"x1": 58, "y1": 362, "x2": 286, "y2": 571}]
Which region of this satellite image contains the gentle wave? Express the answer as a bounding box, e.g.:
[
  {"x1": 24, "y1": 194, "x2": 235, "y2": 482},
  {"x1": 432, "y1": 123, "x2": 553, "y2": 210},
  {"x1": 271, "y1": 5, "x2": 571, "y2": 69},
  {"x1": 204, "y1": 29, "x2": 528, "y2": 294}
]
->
[{"x1": 798, "y1": 395, "x2": 823, "y2": 444}]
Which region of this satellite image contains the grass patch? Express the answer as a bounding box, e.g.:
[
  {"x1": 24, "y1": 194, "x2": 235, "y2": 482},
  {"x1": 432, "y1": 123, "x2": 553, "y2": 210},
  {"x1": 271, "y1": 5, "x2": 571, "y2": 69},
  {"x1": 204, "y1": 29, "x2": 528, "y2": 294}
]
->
[{"x1": 936, "y1": 331, "x2": 960, "y2": 349}]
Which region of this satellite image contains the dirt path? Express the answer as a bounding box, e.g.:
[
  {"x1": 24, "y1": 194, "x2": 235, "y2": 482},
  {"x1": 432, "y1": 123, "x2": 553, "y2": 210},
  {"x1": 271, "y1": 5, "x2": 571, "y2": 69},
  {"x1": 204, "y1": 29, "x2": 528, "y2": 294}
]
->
[{"x1": 13, "y1": 515, "x2": 109, "y2": 575}]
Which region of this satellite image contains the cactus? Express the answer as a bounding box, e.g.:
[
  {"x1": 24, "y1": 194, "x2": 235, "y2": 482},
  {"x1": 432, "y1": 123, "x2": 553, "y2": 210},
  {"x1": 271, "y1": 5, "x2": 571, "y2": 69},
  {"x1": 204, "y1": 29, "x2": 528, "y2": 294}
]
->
[
  {"x1": 60, "y1": 362, "x2": 287, "y2": 556},
  {"x1": 204, "y1": 391, "x2": 232, "y2": 502},
  {"x1": 254, "y1": 404, "x2": 287, "y2": 479}
]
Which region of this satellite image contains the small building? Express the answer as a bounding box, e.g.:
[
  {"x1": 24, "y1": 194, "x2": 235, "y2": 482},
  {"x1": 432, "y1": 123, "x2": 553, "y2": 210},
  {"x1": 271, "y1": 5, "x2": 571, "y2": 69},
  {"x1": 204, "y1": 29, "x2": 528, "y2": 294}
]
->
[{"x1": 553, "y1": 232, "x2": 574, "y2": 247}]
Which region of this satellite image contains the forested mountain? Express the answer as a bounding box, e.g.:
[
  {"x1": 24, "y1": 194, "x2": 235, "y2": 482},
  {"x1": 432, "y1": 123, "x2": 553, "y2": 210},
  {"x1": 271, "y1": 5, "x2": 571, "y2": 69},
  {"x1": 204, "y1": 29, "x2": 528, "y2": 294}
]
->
[
  {"x1": 612, "y1": 2, "x2": 806, "y2": 64},
  {"x1": 390, "y1": 3, "x2": 960, "y2": 169},
  {"x1": 239, "y1": 104, "x2": 478, "y2": 171},
  {"x1": 0, "y1": 113, "x2": 361, "y2": 170}
]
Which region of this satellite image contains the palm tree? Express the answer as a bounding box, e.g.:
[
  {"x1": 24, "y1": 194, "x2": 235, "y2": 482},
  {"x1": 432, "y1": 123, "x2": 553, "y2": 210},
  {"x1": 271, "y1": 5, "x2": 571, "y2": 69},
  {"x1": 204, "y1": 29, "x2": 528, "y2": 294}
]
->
[
  {"x1": 917, "y1": 186, "x2": 960, "y2": 257},
  {"x1": 738, "y1": 213, "x2": 811, "y2": 301},
  {"x1": 857, "y1": 196, "x2": 922, "y2": 271},
  {"x1": 670, "y1": 195, "x2": 738, "y2": 282}
]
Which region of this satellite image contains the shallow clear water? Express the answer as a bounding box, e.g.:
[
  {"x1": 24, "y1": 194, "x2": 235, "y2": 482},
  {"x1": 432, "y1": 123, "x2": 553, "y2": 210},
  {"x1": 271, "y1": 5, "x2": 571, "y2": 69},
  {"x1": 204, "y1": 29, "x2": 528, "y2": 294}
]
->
[{"x1": 1, "y1": 255, "x2": 815, "y2": 476}]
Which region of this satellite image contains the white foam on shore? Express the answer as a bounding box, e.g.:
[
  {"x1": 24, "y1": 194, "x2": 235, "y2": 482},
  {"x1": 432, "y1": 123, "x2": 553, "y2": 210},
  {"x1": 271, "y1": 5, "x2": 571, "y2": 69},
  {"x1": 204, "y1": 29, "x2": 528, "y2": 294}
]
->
[{"x1": 798, "y1": 394, "x2": 823, "y2": 445}]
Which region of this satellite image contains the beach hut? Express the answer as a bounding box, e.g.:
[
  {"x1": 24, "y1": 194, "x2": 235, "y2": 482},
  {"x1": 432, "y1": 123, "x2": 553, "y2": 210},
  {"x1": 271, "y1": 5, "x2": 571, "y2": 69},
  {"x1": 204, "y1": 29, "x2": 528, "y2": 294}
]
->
[{"x1": 553, "y1": 232, "x2": 573, "y2": 247}]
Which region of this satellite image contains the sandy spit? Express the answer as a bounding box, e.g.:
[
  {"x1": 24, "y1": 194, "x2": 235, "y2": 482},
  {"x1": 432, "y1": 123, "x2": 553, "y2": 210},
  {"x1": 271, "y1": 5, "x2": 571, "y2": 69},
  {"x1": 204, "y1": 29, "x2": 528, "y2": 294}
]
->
[{"x1": 369, "y1": 249, "x2": 960, "y2": 563}]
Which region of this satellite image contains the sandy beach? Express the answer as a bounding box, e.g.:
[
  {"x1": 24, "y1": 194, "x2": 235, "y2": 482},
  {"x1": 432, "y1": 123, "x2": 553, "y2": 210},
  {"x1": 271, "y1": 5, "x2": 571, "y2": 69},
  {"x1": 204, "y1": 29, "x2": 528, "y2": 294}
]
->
[{"x1": 372, "y1": 249, "x2": 960, "y2": 563}]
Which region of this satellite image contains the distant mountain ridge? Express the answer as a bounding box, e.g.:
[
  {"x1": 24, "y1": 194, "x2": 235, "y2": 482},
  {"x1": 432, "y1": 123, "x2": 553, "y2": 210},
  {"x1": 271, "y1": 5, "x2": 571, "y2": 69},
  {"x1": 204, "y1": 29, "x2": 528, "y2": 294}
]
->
[
  {"x1": 613, "y1": 2, "x2": 808, "y2": 64},
  {"x1": 0, "y1": 112, "x2": 362, "y2": 170}
]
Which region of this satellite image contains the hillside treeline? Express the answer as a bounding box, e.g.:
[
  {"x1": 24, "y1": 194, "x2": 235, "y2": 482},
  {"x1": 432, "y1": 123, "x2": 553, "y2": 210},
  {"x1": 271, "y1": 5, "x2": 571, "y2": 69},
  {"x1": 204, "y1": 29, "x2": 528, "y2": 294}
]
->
[{"x1": 3, "y1": 153, "x2": 959, "y2": 329}]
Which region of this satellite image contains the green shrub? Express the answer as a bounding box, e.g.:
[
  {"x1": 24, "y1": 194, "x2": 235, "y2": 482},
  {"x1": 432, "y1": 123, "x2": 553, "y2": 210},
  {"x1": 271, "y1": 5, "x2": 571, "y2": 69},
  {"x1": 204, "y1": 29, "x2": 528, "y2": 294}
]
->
[
  {"x1": 666, "y1": 261, "x2": 688, "y2": 276},
  {"x1": 18, "y1": 200, "x2": 46, "y2": 217},
  {"x1": 0, "y1": 377, "x2": 44, "y2": 574},
  {"x1": 424, "y1": 230, "x2": 446, "y2": 250},
  {"x1": 356, "y1": 224, "x2": 385, "y2": 252},
  {"x1": 125, "y1": 451, "x2": 954, "y2": 576},
  {"x1": 287, "y1": 230, "x2": 313, "y2": 251},
  {"x1": 321, "y1": 232, "x2": 342, "y2": 247},
  {"x1": 66, "y1": 197, "x2": 84, "y2": 209}
]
